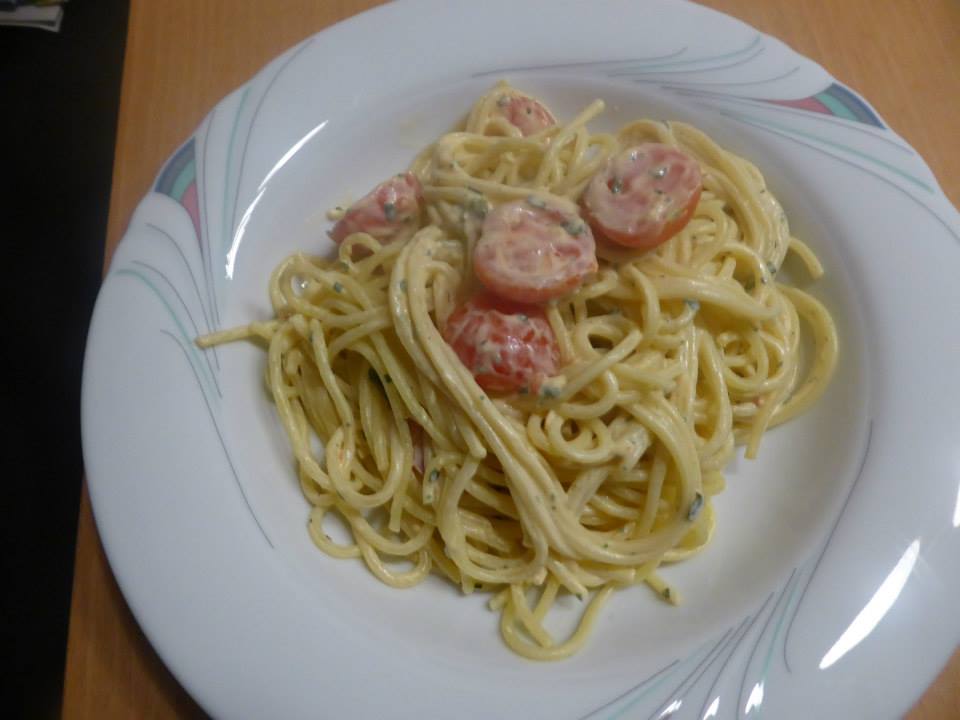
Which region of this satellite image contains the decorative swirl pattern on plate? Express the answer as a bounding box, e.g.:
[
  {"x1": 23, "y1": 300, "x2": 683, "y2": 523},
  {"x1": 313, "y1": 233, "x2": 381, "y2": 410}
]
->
[{"x1": 96, "y1": 17, "x2": 958, "y2": 717}]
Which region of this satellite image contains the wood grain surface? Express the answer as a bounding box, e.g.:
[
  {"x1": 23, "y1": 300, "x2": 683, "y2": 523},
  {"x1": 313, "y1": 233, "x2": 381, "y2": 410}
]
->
[{"x1": 63, "y1": 1, "x2": 960, "y2": 717}]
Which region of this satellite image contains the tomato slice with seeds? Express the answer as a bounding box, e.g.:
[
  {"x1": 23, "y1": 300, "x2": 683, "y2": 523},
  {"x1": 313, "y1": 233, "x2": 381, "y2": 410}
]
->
[
  {"x1": 442, "y1": 292, "x2": 559, "y2": 394},
  {"x1": 474, "y1": 195, "x2": 597, "y2": 304},
  {"x1": 582, "y1": 144, "x2": 701, "y2": 250},
  {"x1": 330, "y1": 172, "x2": 422, "y2": 244}
]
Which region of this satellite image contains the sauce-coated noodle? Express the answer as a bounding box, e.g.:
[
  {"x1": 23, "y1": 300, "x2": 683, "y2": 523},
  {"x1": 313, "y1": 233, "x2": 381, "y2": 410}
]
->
[{"x1": 198, "y1": 83, "x2": 838, "y2": 660}]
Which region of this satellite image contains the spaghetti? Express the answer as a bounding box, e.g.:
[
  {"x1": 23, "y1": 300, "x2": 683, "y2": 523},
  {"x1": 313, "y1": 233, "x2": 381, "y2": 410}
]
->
[{"x1": 198, "y1": 83, "x2": 838, "y2": 660}]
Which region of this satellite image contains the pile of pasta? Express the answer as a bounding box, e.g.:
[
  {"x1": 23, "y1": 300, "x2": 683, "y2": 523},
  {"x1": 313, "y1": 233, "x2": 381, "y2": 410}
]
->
[{"x1": 199, "y1": 83, "x2": 837, "y2": 660}]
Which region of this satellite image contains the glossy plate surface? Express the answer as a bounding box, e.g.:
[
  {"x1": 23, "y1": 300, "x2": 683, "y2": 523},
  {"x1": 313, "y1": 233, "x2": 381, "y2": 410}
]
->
[{"x1": 82, "y1": 1, "x2": 960, "y2": 717}]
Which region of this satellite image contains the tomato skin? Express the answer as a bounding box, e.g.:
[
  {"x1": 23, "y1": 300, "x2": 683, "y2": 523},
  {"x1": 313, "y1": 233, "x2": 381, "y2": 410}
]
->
[
  {"x1": 582, "y1": 144, "x2": 702, "y2": 250},
  {"x1": 588, "y1": 186, "x2": 701, "y2": 250},
  {"x1": 442, "y1": 293, "x2": 560, "y2": 394},
  {"x1": 330, "y1": 172, "x2": 422, "y2": 244},
  {"x1": 474, "y1": 196, "x2": 597, "y2": 305},
  {"x1": 496, "y1": 93, "x2": 556, "y2": 136}
]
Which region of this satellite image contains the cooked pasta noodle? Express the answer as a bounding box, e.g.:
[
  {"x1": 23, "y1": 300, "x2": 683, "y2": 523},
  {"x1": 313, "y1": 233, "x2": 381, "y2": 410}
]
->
[{"x1": 198, "y1": 82, "x2": 838, "y2": 660}]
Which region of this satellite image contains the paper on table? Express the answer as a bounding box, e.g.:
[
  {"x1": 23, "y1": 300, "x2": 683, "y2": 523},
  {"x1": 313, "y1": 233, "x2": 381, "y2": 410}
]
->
[{"x1": 0, "y1": 3, "x2": 65, "y2": 32}]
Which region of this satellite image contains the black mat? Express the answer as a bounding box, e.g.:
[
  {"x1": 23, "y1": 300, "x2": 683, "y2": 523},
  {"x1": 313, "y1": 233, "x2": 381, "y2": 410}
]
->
[{"x1": 0, "y1": 1, "x2": 129, "y2": 716}]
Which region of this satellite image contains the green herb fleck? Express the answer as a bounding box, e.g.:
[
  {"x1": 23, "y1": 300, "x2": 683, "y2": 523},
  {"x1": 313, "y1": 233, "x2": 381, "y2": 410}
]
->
[
  {"x1": 602, "y1": 543, "x2": 609, "y2": 549},
  {"x1": 744, "y1": 278, "x2": 755, "y2": 291},
  {"x1": 686, "y1": 492, "x2": 704, "y2": 521},
  {"x1": 540, "y1": 386, "x2": 560, "y2": 400},
  {"x1": 466, "y1": 196, "x2": 489, "y2": 219},
  {"x1": 610, "y1": 178, "x2": 623, "y2": 194},
  {"x1": 333, "y1": 282, "x2": 344, "y2": 293},
  {"x1": 428, "y1": 469, "x2": 440, "y2": 483},
  {"x1": 663, "y1": 587, "x2": 672, "y2": 600},
  {"x1": 766, "y1": 261, "x2": 778, "y2": 276},
  {"x1": 368, "y1": 368, "x2": 379, "y2": 384},
  {"x1": 562, "y1": 220, "x2": 585, "y2": 236},
  {"x1": 336, "y1": 260, "x2": 350, "y2": 271},
  {"x1": 383, "y1": 202, "x2": 397, "y2": 221},
  {"x1": 384, "y1": 374, "x2": 392, "y2": 384},
  {"x1": 526, "y1": 195, "x2": 547, "y2": 209},
  {"x1": 518, "y1": 313, "x2": 528, "y2": 322},
  {"x1": 399, "y1": 279, "x2": 408, "y2": 292},
  {"x1": 684, "y1": 299, "x2": 700, "y2": 312}
]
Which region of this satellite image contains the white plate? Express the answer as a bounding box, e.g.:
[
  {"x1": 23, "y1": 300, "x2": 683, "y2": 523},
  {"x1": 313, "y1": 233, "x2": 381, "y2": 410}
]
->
[{"x1": 82, "y1": 1, "x2": 960, "y2": 717}]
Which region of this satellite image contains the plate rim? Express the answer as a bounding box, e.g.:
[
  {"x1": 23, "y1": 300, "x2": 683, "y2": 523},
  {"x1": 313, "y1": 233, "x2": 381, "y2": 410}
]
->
[{"x1": 81, "y1": 1, "x2": 960, "y2": 718}]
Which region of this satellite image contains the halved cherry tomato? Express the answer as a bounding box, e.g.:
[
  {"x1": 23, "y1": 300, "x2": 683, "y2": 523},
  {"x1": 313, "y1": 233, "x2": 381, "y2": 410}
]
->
[
  {"x1": 582, "y1": 144, "x2": 701, "y2": 250},
  {"x1": 442, "y1": 292, "x2": 559, "y2": 394},
  {"x1": 495, "y1": 91, "x2": 556, "y2": 136},
  {"x1": 474, "y1": 195, "x2": 597, "y2": 304},
  {"x1": 330, "y1": 172, "x2": 422, "y2": 244}
]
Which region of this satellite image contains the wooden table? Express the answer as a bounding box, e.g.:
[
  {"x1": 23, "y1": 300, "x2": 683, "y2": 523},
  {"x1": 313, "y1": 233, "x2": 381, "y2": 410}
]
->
[{"x1": 63, "y1": 1, "x2": 960, "y2": 717}]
